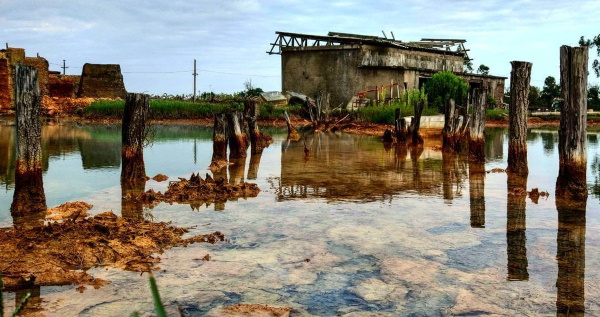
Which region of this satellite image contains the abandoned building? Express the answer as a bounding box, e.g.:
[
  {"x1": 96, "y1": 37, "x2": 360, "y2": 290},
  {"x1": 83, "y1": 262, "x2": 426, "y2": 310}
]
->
[
  {"x1": 0, "y1": 46, "x2": 127, "y2": 110},
  {"x1": 268, "y1": 31, "x2": 506, "y2": 108}
]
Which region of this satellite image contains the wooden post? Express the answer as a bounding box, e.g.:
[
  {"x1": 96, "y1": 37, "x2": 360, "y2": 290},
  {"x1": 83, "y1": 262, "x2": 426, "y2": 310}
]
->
[
  {"x1": 226, "y1": 111, "x2": 247, "y2": 160},
  {"x1": 10, "y1": 64, "x2": 46, "y2": 218},
  {"x1": 211, "y1": 113, "x2": 228, "y2": 162},
  {"x1": 244, "y1": 98, "x2": 267, "y2": 154},
  {"x1": 507, "y1": 61, "x2": 532, "y2": 175},
  {"x1": 469, "y1": 88, "x2": 486, "y2": 161},
  {"x1": 121, "y1": 93, "x2": 149, "y2": 187},
  {"x1": 442, "y1": 98, "x2": 459, "y2": 150},
  {"x1": 556, "y1": 46, "x2": 588, "y2": 200},
  {"x1": 469, "y1": 159, "x2": 485, "y2": 228},
  {"x1": 412, "y1": 97, "x2": 425, "y2": 145},
  {"x1": 506, "y1": 173, "x2": 528, "y2": 281},
  {"x1": 555, "y1": 197, "x2": 586, "y2": 316}
]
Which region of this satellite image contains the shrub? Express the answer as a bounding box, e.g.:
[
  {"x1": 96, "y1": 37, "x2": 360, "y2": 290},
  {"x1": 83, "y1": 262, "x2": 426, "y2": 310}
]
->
[{"x1": 424, "y1": 71, "x2": 469, "y2": 112}]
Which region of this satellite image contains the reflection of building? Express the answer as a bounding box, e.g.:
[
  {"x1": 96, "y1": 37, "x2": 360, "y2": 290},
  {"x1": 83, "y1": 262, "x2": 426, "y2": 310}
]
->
[
  {"x1": 484, "y1": 128, "x2": 505, "y2": 161},
  {"x1": 269, "y1": 31, "x2": 506, "y2": 107},
  {"x1": 274, "y1": 132, "x2": 467, "y2": 202}
]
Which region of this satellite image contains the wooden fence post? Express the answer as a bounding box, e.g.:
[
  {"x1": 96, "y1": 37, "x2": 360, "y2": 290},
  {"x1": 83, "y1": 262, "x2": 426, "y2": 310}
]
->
[
  {"x1": 556, "y1": 46, "x2": 588, "y2": 200},
  {"x1": 469, "y1": 88, "x2": 486, "y2": 161},
  {"x1": 10, "y1": 64, "x2": 47, "y2": 219},
  {"x1": 211, "y1": 113, "x2": 228, "y2": 162},
  {"x1": 121, "y1": 93, "x2": 149, "y2": 187},
  {"x1": 506, "y1": 173, "x2": 528, "y2": 281},
  {"x1": 226, "y1": 111, "x2": 247, "y2": 160},
  {"x1": 555, "y1": 197, "x2": 586, "y2": 316},
  {"x1": 507, "y1": 61, "x2": 532, "y2": 175}
]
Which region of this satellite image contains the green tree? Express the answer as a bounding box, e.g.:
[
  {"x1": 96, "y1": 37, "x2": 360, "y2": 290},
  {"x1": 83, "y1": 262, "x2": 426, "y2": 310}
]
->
[
  {"x1": 243, "y1": 78, "x2": 263, "y2": 97},
  {"x1": 589, "y1": 85, "x2": 600, "y2": 111},
  {"x1": 540, "y1": 76, "x2": 560, "y2": 108},
  {"x1": 424, "y1": 71, "x2": 469, "y2": 112},
  {"x1": 579, "y1": 34, "x2": 600, "y2": 77},
  {"x1": 477, "y1": 64, "x2": 490, "y2": 75},
  {"x1": 528, "y1": 85, "x2": 542, "y2": 111},
  {"x1": 464, "y1": 59, "x2": 473, "y2": 73}
]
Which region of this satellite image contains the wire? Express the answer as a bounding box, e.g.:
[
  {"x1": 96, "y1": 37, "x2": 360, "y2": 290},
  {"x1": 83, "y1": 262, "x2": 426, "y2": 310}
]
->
[
  {"x1": 198, "y1": 69, "x2": 277, "y2": 77},
  {"x1": 122, "y1": 70, "x2": 193, "y2": 74}
]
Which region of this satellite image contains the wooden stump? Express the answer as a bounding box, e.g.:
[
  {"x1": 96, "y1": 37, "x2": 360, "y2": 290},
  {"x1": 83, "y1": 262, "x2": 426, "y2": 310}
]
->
[
  {"x1": 211, "y1": 113, "x2": 228, "y2": 162},
  {"x1": 469, "y1": 88, "x2": 486, "y2": 161},
  {"x1": 469, "y1": 159, "x2": 486, "y2": 228},
  {"x1": 411, "y1": 98, "x2": 425, "y2": 145},
  {"x1": 10, "y1": 64, "x2": 46, "y2": 218},
  {"x1": 555, "y1": 197, "x2": 586, "y2": 317},
  {"x1": 244, "y1": 98, "x2": 272, "y2": 154},
  {"x1": 556, "y1": 46, "x2": 588, "y2": 200},
  {"x1": 121, "y1": 93, "x2": 149, "y2": 188},
  {"x1": 283, "y1": 110, "x2": 299, "y2": 140},
  {"x1": 507, "y1": 61, "x2": 532, "y2": 175},
  {"x1": 226, "y1": 111, "x2": 248, "y2": 160},
  {"x1": 506, "y1": 173, "x2": 528, "y2": 281},
  {"x1": 442, "y1": 99, "x2": 462, "y2": 151}
]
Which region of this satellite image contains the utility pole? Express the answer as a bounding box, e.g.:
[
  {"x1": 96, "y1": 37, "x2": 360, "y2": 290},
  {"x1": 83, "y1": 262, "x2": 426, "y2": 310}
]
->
[
  {"x1": 193, "y1": 59, "x2": 197, "y2": 102},
  {"x1": 62, "y1": 60, "x2": 69, "y2": 75}
]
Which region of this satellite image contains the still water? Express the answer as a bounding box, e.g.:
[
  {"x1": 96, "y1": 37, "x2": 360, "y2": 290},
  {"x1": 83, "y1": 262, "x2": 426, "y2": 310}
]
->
[{"x1": 1, "y1": 118, "x2": 599, "y2": 316}]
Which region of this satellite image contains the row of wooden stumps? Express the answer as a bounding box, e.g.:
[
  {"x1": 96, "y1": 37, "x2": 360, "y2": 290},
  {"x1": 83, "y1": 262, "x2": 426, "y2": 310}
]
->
[
  {"x1": 211, "y1": 98, "x2": 273, "y2": 168},
  {"x1": 382, "y1": 97, "x2": 426, "y2": 146}
]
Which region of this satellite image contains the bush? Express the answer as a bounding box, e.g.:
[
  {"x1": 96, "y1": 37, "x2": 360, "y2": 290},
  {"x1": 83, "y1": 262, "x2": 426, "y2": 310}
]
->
[
  {"x1": 424, "y1": 71, "x2": 469, "y2": 112},
  {"x1": 358, "y1": 89, "x2": 438, "y2": 124},
  {"x1": 487, "y1": 109, "x2": 508, "y2": 120}
]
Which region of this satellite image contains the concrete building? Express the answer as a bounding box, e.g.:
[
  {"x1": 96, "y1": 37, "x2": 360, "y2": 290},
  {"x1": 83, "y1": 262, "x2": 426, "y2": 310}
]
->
[{"x1": 268, "y1": 31, "x2": 506, "y2": 108}]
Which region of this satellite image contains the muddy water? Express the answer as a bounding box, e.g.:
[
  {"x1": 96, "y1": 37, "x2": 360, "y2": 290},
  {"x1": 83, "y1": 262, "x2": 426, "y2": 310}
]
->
[{"x1": 1, "y1": 119, "x2": 600, "y2": 316}]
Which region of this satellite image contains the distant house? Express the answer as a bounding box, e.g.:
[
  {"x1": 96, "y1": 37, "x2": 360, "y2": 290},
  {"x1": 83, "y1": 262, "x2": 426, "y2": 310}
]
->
[
  {"x1": 268, "y1": 31, "x2": 506, "y2": 108},
  {"x1": 259, "y1": 91, "x2": 288, "y2": 106}
]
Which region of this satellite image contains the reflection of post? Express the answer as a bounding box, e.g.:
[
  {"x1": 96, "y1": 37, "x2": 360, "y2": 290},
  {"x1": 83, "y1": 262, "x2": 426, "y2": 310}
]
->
[
  {"x1": 121, "y1": 93, "x2": 149, "y2": 185},
  {"x1": 507, "y1": 61, "x2": 532, "y2": 175},
  {"x1": 442, "y1": 150, "x2": 456, "y2": 201},
  {"x1": 228, "y1": 158, "x2": 246, "y2": 185},
  {"x1": 212, "y1": 113, "x2": 228, "y2": 162},
  {"x1": 469, "y1": 88, "x2": 486, "y2": 161},
  {"x1": 469, "y1": 160, "x2": 486, "y2": 228},
  {"x1": 247, "y1": 151, "x2": 263, "y2": 180},
  {"x1": 16, "y1": 286, "x2": 42, "y2": 315},
  {"x1": 121, "y1": 177, "x2": 146, "y2": 220},
  {"x1": 410, "y1": 145, "x2": 423, "y2": 188},
  {"x1": 506, "y1": 173, "x2": 528, "y2": 281},
  {"x1": 556, "y1": 46, "x2": 588, "y2": 201},
  {"x1": 555, "y1": 197, "x2": 586, "y2": 317},
  {"x1": 10, "y1": 64, "x2": 47, "y2": 218}
]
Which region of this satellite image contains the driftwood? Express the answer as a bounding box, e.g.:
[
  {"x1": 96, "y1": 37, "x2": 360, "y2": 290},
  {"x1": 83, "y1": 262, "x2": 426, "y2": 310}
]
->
[
  {"x1": 469, "y1": 88, "x2": 487, "y2": 161},
  {"x1": 11, "y1": 64, "x2": 46, "y2": 218},
  {"x1": 121, "y1": 93, "x2": 149, "y2": 188},
  {"x1": 556, "y1": 46, "x2": 588, "y2": 200},
  {"x1": 507, "y1": 61, "x2": 532, "y2": 175},
  {"x1": 226, "y1": 111, "x2": 247, "y2": 159},
  {"x1": 506, "y1": 173, "x2": 528, "y2": 281}
]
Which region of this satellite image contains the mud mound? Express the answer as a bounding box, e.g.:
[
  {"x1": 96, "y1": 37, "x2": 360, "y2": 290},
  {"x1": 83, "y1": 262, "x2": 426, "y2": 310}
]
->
[{"x1": 0, "y1": 211, "x2": 224, "y2": 290}]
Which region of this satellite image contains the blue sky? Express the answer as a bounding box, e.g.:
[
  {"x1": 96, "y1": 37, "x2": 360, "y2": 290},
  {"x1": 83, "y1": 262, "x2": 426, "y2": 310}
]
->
[{"x1": 1, "y1": 0, "x2": 598, "y2": 95}]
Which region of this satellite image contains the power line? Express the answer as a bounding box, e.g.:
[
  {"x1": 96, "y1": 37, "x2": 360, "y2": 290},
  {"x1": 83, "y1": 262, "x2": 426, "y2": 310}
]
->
[
  {"x1": 122, "y1": 70, "x2": 193, "y2": 74},
  {"x1": 198, "y1": 69, "x2": 277, "y2": 77}
]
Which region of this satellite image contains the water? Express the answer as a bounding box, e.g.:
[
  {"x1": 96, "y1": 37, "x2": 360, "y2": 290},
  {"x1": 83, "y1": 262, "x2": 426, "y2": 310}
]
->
[{"x1": 1, "y1": 118, "x2": 600, "y2": 316}]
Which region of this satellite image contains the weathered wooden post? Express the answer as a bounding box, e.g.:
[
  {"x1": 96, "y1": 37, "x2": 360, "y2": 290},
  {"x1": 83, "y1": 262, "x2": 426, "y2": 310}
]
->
[
  {"x1": 555, "y1": 197, "x2": 586, "y2": 316},
  {"x1": 506, "y1": 173, "x2": 528, "y2": 281},
  {"x1": 10, "y1": 64, "x2": 47, "y2": 218},
  {"x1": 411, "y1": 98, "x2": 425, "y2": 145},
  {"x1": 211, "y1": 113, "x2": 228, "y2": 162},
  {"x1": 507, "y1": 61, "x2": 532, "y2": 175},
  {"x1": 469, "y1": 88, "x2": 486, "y2": 161},
  {"x1": 442, "y1": 99, "x2": 459, "y2": 150},
  {"x1": 121, "y1": 93, "x2": 149, "y2": 184},
  {"x1": 226, "y1": 111, "x2": 247, "y2": 160},
  {"x1": 244, "y1": 98, "x2": 272, "y2": 154},
  {"x1": 556, "y1": 46, "x2": 588, "y2": 200},
  {"x1": 469, "y1": 159, "x2": 486, "y2": 228}
]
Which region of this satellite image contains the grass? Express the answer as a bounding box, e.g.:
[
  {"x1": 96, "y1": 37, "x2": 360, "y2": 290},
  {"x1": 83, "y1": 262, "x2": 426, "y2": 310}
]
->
[
  {"x1": 486, "y1": 109, "x2": 508, "y2": 120},
  {"x1": 84, "y1": 99, "x2": 301, "y2": 120},
  {"x1": 357, "y1": 102, "x2": 439, "y2": 124},
  {"x1": 0, "y1": 273, "x2": 31, "y2": 317}
]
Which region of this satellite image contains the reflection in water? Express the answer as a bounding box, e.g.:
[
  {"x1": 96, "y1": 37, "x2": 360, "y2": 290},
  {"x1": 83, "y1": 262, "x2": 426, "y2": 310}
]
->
[
  {"x1": 121, "y1": 177, "x2": 147, "y2": 221},
  {"x1": 507, "y1": 173, "x2": 529, "y2": 281},
  {"x1": 592, "y1": 156, "x2": 600, "y2": 199},
  {"x1": 442, "y1": 151, "x2": 467, "y2": 203},
  {"x1": 228, "y1": 158, "x2": 246, "y2": 186},
  {"x1": 540, "y1": 132, "x2": 558, "y2": 154},
  {"x1": 16, "y1": 286, "x2": 42, "y2": 315},
  {"x1": 273, "y1": 132, "x2": 464, "y2": 202},
  {"x1": 485, "y1": 128, "x2": 505, "y2": 161},
  {"x1": 555, "y1": 198, "x2": 586, "y2": 317},
  {"x1": 247, "y1": 151, "x2": 262, "y2": 180},
  {"x1": 468, "y1": 159, "x2": 486, "y2": 228}
]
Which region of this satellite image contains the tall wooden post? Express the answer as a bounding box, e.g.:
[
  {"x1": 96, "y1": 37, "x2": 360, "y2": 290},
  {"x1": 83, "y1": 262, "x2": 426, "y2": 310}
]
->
[
  {"x1": 442, "y1": 99, "x2": 461, "y2": 151},
  {"x1": 10, "y1": 64, "x2": 46, "y2": 218},
  {"x1": 469, "y1": 88, "x2": 486, "y2": 161},
  {"x1": 555, "y1": 197, "x2": 586, "y2": 317},
  {"x1": 556, "y1": 46, "x2": 588, "y2": 200},
  {"x1": 411, "y1": 97, "x2": 425, "y2": 145},
  {"x1": 507, "y1": 61, "x2": 532, "y2": 175},
  {"x1": 226, "y1": 111, "x2": 247, "y2": 160},
  {"x1": 121, "y1": 93, "x2": 149, "y2": 187},
  {"x1": 506, "y1": 173, "x2": 528, "y2": 281},
  {"x1": 211, "y1": 113, "x2": 228, "y2": 162}
]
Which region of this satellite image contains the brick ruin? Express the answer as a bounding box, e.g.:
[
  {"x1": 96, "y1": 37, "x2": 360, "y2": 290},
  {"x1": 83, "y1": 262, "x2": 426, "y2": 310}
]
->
[{"x1": 0, "y1": 47, "x2": 127, "y2": 111}]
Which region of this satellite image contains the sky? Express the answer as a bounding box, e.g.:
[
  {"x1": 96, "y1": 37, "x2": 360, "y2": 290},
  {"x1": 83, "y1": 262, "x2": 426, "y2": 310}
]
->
[{"x1": 1, "y1": 0, "x2": 599, "y2": 96}]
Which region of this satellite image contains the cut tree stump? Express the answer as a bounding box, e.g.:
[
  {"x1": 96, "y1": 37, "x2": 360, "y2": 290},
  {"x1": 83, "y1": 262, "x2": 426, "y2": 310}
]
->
[
  {"x1": 283, "y1": 110, "x2": 300, "y2": 140},
  {"x1": 211, "y1": 113, "x2": 228, "y2": 162},
  {"x1": 226, "y1": 111, "x2": 248, "y2": 160},
  {"x1": 121, "y1": 93, "x2": 149, "y2": 188},
  {"x1": 469, "y1": 88, "x2": 486, "y2": 161},
  {"x1": 556, "y1": 45, "x2": 588, "y2": 200},
  {"x1": 10, "y1": 64, "x2": 47, "y2": 220},
  {"x1": 244, "y1": 98, "x2": 273, "y2": 154},
  {"x1": 507, "y1": 61, "x2": 532, "y2": 175}
]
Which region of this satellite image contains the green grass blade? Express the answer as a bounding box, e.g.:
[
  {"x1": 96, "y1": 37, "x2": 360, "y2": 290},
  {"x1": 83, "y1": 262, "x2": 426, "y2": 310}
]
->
[
  {"x1": 148, "y1": 274, "x2": 167, "y2": 317},
  {"x1": 130, "y1": 312, "x2": 140, "y2": 317},
  {"x1": 10, "y1": 292, "x2": 30, "y2": 317},
  {"x1": 0, "y1": 272, "x2": 4, "y2": 317}
]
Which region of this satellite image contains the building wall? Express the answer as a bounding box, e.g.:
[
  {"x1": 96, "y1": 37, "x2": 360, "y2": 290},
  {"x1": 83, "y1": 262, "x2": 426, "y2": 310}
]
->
[
  {"x1": 77, "y1": 63, "x2": 127, "y2": 99},
  {"x1": 0, "y1": 58, "x2": 11, "y2": 110},
  {"x1": 281, "y1": 45, "x2": 504, "y2": 107},
  {"x1": 24, "y1": 57, "x2": 49, "y2": 95}
]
